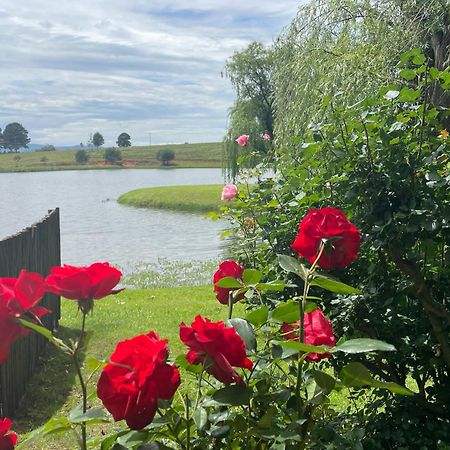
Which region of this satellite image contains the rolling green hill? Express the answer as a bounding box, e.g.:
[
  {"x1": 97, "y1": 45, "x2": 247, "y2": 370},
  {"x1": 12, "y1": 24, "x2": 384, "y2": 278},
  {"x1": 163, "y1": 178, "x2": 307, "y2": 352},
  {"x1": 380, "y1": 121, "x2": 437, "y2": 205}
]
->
[{"x1": 0, "y1": 142, "x2": 223, "y2": 172}]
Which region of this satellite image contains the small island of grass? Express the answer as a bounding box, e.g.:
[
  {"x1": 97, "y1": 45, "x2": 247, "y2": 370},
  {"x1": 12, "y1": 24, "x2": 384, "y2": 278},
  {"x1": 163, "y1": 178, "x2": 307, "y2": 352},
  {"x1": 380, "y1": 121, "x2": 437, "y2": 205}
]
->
[{"x1": 118, "y1": 184, "x2": 227, "y2": 213}]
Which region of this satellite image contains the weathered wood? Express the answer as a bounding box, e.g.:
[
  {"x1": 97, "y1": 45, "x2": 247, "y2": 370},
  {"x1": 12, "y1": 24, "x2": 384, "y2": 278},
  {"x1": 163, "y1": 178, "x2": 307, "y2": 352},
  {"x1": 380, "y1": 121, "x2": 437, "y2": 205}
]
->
[{"x1": 0, "y1": 208, "x2": 61, "y2": 417}]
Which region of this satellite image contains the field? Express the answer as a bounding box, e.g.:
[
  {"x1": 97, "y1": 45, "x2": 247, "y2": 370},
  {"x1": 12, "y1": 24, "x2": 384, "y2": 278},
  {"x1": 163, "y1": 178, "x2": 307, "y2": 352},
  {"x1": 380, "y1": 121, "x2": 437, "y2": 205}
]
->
[
  {"x1": 118, "y1": 184, "x2": 226, "y2": 213},
  {"x1": 0, "y1": 142, "x2": 223, "y2": 172}
]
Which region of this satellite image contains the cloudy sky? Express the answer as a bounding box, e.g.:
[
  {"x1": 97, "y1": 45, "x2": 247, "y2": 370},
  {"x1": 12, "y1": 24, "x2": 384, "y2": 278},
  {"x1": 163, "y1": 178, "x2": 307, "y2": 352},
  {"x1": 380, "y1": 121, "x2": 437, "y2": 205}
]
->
[{"x1": 0, "y1": 1, "x2": 301, "y2": 147}]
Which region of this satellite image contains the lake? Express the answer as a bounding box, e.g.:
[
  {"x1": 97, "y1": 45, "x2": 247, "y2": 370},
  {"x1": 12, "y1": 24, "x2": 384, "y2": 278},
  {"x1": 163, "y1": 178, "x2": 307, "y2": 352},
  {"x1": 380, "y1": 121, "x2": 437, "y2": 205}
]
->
[{"x1": 0, "y1": 169, "x2": 227, "y2": 271}]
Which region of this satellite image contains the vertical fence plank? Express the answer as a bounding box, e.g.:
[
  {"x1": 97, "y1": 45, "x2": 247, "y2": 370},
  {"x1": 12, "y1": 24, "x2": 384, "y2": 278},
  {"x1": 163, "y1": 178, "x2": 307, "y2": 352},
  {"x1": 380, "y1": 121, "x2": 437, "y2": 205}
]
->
[{"x1": 0, "y1": 209, "x2": 61, "y2": 417}]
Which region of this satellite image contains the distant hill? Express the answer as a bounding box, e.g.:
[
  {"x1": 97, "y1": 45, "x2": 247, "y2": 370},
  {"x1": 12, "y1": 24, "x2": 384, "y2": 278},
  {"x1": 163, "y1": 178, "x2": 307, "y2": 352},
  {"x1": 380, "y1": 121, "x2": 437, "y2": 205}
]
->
[
  {"x1": 14, "y1": 144, "x2": 85, "y2": 152},
  {"x1": 0, "y1": 142, "x2": 223, "y2": 172}
]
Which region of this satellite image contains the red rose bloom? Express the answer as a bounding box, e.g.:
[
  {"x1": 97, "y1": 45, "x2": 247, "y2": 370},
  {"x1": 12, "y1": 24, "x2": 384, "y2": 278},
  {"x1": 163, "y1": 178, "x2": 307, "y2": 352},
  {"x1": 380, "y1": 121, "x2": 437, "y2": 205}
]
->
[
  {"x1": 97, "y1": 331, "x2": 180, "y2": 430},
  {"x1": 213, "y1": 260, "x2": 244, "y2": 305},
  {"x1": 46, "y1": 262, "x2": 122, "y2": 302},
  {"x1": 291, "y1": 207, "x2": 360, "y2": 270},
  {"x1": 281, "y1": 308, "x2": 335, "y2": 362},
  {"x1": 0, "y1": 270, "x2": 49, "y2": 364},
  {"x1": 0, "y1": 418, "x2": 17, "y2": 450},
  {"x1": 179, "y1": 315, "x2": 252, "y2": 384}
]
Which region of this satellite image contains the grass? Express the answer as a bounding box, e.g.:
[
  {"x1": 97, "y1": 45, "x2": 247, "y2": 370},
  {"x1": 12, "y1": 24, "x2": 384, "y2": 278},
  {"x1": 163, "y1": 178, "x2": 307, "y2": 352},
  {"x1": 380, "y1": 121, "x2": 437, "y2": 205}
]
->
[
  {"x1": 118, "y1": 184, "x2": 227, "y2": 213},
  {"x1": 14, "y1": 285, "x2": 236, "y2": 449},
  {"x1": 0, "y1": 142, "x2": 223, "y2": 173}
]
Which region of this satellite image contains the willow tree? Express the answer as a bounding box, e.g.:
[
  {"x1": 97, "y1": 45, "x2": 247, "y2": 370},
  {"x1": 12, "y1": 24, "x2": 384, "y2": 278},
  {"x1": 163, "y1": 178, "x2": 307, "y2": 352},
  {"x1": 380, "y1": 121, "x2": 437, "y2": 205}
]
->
[
  {"x1": 273, "y1": 0, "x2": 450, "y2": 152},
  {"x1": 224, "y1": 42, "x2": 275, "y2": 180}
]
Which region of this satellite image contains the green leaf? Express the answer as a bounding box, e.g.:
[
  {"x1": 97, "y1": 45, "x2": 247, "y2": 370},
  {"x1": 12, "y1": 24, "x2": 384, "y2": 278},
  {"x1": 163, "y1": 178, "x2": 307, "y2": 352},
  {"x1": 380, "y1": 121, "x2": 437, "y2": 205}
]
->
[
  {"x1": 212, "y1": 385, "x2": 253, "y2": 405},
  {"x1": 278, "y1": 254, "x2": 308, "y2": 279},
  {"x1": 384, "y1": 90, "x2": 399, "y2": 100},
  {"x1": 175, "y1": 354, "x2": 202, "y2": 374},
  {"x1": 278, "y1": 340, "x2": 330, "y2": 355},
  {"x1": 333, "y1": 338, "x2": 396, "y2": 354},
  {"x1": 15, "y1": 418, "x2": 71, "y2": 449},
  {"x1": 215, "y1": 276, "x2": 242, "y2": 288},
  {"x1": 271, "y1": 300, "x2": 299, "y2": 323},
  {"x1": 18, "y1": 319, "x2": 72, "y2": 353},
  {"x1": 399, "y1": 69, "x2": 417, "y2": 80},
  {"x1": 310, "y1": 274, "x2": 362, "y2": 294},
  {"x1": 245, "y1": 306, "x2": 269, "y2": 326},
  {"x1": 312, "y1": 370, "x2": 336, "y2": 393},
  {"x1": 68, "y1": 405, "x2": 110, "y2": 424},
  {"x1": 210, "y1": 425, "x2": 230, "y2": 438},
  {"x1": 398, "y1": 87, "x2": 420, "y2": 102},
  {"x1": 340, "y1": 362, "x2": 413, "y2": 396},
  {"x1": 227, "y1": 318, "x2": 256, "y2": 351},
  {"x1": 116, "y1": 430, "x2": 149, "y2": 447},
  {"x1": 86, "y1": 357, "x2": 107, "y2": 371},
  {"x1": 271, "y1": 300, "x2": 318, "y2": 323},
  {"x1": 256, "y1": 280, "x2": 285, "y2": 291},
  {"x1": 193, "y1": 407, "x2": 208, "y2": 430},
  {"x1": 243, "y1": 269, "x2": 262, "y2": 285}
]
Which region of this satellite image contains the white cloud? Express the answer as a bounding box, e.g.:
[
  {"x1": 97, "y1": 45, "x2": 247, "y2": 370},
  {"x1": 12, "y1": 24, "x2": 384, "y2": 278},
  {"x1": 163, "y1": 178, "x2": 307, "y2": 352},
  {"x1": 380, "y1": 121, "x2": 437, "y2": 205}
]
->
[{"x1": 0, "y1": 1, "x2": 303, "y2": 146}]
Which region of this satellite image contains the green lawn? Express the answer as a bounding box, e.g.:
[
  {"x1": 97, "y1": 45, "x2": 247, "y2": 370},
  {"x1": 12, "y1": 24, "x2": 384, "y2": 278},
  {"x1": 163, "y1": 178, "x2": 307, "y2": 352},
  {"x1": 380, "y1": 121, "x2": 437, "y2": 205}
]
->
[
  {"x1": 0, "y1": 142, "x2": 223, "y2": 172},
  {"x1": 118, "y1": 184, "x2": 227, "y2": 213},
  {"x1": 14, "y1": 285, "x2": 235, "y2": 449}
]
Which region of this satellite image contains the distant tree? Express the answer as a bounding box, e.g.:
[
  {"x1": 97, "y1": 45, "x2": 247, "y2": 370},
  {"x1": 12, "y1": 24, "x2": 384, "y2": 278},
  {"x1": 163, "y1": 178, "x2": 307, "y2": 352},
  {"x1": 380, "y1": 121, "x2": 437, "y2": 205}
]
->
[
  {"x1": 37, "y1": 144, "x2": 56, "y2": 152},
  {"x1": 75, "y1": 149, "x2": 90, "y2": 164},
  {"x1": 104, "y1": 147, "x2": 122, "y2": 164},
  {"x1": 156, "y1": 149, "x2": 175, "y2": 166},
  {"x1": 3, "y1": 122, "x2": 30, "y2": 151},
  {"x1": 92, "y1": 132, "x2": 104, "y2": 148},
  {"x1": 116, "y1": 132, "x2": 131, "y2": 147}
]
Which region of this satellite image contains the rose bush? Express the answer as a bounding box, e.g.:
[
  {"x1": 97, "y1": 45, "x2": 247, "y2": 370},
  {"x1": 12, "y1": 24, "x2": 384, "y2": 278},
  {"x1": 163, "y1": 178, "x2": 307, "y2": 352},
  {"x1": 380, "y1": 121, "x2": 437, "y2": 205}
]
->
[{"x1": 97, "y1": 331, "x2": 180, "y2": 430}]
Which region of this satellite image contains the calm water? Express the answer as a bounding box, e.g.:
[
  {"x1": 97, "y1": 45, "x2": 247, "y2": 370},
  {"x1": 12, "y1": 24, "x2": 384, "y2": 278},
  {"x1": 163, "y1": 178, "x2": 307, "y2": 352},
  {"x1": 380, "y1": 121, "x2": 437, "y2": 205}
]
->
[{"x1": 0, "y1": 169, "x2": 226, "y2": 270}]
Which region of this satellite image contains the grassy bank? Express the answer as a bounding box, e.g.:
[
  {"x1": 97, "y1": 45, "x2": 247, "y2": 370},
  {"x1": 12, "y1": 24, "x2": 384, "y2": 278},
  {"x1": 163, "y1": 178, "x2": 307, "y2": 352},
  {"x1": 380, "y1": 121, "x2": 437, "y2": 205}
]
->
[
  {"x1": 118, "y1": 184, "x2": 226, "y2": 213},
  {"x1": 0, "y1": 142, "x2": 223, "y2": 173},
  {"x1": 14, "y1": 285, "x2": 234, "y2": 449}
]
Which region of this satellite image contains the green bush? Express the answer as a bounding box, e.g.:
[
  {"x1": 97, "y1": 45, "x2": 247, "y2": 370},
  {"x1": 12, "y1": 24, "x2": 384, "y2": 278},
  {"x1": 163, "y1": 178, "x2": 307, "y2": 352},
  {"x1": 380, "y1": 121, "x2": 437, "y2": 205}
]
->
[
  {"x1": 75, "y1": 149, "x2": 89, "y2": 164},
  {"x1": 224, "y1": 49, "x2": 450, "y2": 446},
  {"x1": 156, "y1": 148, "x2": 175, "y2": 165},
  {"x1": 104, "y1": 147, "x2": 122, "y2": 164}
]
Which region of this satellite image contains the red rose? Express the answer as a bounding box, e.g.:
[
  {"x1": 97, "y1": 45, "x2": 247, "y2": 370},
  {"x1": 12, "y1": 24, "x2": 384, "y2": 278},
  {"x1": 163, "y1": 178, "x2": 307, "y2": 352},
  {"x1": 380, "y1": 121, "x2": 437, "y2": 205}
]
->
[
  {"x1": 291, "y1": 207, "x2": 360, "y2": 270},
  {"x1": 0, "y1": 418, "x2": 17, "y2": 450},
  {"x1": 97, "y1": 331, "x2": 180, "y2": 430},
  {"x1": 179, "y1": 315, "x2": 252, "y2": 384},
  {"x1": 213, "y1": 260, "x2": 244, "y2": 305},
  {"x1": 281, "y1": 308, "x2": 335, "y2": 361},
  {"x1": 0, "y1": 270, "x2": 49, "y2": 364},
  {"x1": 46, "y1": 262, "x2": 122, "y2": 304}
]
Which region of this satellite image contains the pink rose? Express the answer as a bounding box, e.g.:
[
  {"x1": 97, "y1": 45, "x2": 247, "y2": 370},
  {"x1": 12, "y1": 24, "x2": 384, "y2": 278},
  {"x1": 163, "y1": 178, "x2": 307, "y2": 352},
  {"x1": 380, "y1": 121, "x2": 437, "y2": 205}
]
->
[
  {"x1": 262, "y1": 132, "x2": 271, "y2": 141},
  {"x1": 235, "y1": 134, "x2": 249, "y2": 146},
  {"x1": 221, "y1": 184, "x2": 238, "y2": 201}
]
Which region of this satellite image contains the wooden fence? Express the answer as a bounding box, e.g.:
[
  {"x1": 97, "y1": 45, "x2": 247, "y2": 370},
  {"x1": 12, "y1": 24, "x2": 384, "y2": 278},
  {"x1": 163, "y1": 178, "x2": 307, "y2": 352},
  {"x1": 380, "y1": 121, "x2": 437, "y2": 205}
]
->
[{"x1": 0, "y1": 208, "x2": 61, "y2": 417}]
